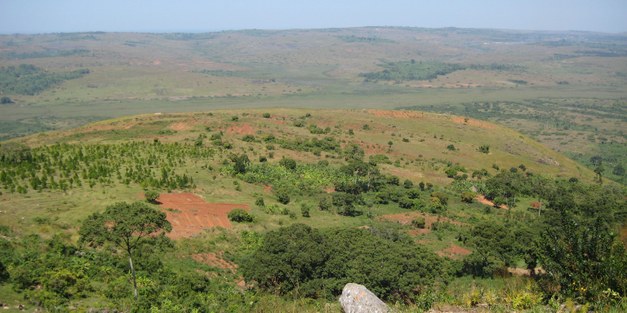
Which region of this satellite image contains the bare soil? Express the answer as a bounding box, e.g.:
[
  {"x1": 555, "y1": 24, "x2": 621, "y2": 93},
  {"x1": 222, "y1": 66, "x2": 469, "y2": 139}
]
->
[
  {"x1": 226, "y1": 123, "x2": 255, "y2": 135},
  {"x1": 158, "y1": 193, "x2": 249, "y2": 239},
  {"x1": 475, "y1": 195, "x2": 508, "y2": 209},
  {"x1": 191, "y1": 252, "x2": 237, "y2": 272},
  {"x1": 437, "y1": 244, "x2": 472, "y2": 259}
]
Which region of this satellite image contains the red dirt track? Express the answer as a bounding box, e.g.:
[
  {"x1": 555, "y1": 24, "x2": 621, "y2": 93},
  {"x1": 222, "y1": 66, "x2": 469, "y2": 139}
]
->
[{"x1": 158, "y1": 193, "x2": 249, "y2": 239}]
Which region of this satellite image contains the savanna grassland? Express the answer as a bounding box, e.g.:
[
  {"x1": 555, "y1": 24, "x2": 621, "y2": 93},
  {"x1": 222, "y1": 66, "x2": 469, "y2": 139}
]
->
[
  {"x1": 0, "y1": 27, "x2": 626, "y2": 312},
  {"x1": 1, "y1": 28, "x2": 625, "y2": 182}
]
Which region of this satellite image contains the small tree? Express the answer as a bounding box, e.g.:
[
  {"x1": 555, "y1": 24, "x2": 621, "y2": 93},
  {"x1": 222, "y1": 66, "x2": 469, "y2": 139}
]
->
[
  {"x1": 276, "y1": 189, "x2": 291, "y2": 204},
  {"x1": 230, "y1": 153, "x2": 250, "y2": 174},
  {"x1": 79, "y1": 202, "x2": 172, "y2": 300},
  {"x1": 412, "y1": 217, "x2": 426, "y2": 229},
  {"x1": 461, "y1": 191, "x2": 475, "y2": 203},
  {"x1": 478, "y1": 145, "x2": 490, "y2": 154},
  {"x1": 300, "y1": 204, "x2": 311, "y2": 218},
  {"x1": 144, "y1": 190, "x2": 160, "y2": 204}
]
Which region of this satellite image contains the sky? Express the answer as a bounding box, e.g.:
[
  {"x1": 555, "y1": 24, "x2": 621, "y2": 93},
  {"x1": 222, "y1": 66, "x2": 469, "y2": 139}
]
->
[{"x1": 0, "y1": 0, "x2": 626, "y2": 34}]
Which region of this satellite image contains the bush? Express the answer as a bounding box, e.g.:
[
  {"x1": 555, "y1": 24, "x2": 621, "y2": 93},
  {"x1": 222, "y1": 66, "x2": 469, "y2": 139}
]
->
[
  {"x1": 412, "y1": 217, "x2": 426, "y2": 229},
  {"x1": 228, "y1": 209, "x2": 254, "y2": 223},
  {"x1": 300, "y1": 204, "x2": 311, "y2": 218},
  {"x1": 241, "y1": 224, "x2": 444, "y2": 303},
  {"x1": 461, "y1": 191, "x2": 475, "y2": 203},
  {"x1": 262, "y1": 113, "x2": 271, "y2": 118},
  {"x1": 275, "y1": 190, "x2": 291, "y2": 204},
  {"x1": 145, "y1": 190, "x2": 160, "y2": 204}
]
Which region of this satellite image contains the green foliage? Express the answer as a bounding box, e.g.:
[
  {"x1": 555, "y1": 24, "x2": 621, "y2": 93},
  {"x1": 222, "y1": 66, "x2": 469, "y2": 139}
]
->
[
  {"x1": 145, "y1": 190, "x2": 160, "y2": 204},
  {"x1": 241, "y1": 224, "x2": 444, "y2": 303},
  {"x1": 478, "y1": 145, "x2": 490, "y2": 154},
  {"x1": 462, "y1": 222, "x2": 517, "y2": 277},
  {"x1": 229, "y1": 153, "x2": 250, "y2": 174},
  {"x1": 0, "y1": 142, "x2": 202, "y2": 194},
  {"x1": 538, "y1": 182, "x2": 627, "y2": 303},
  {"x1": 278, "y1": 136, "x2": 340, "y2": 154},
  {"x1": 79, "y1": 201, "x2": 173, "y2": 299},
  {"x1": 228, "y1": 209, "x2": 254, "y2": 223},
  {"x1": 0, "y1": 64, "x2": 89, "y2": 95},
  {"x1": 262, "y1": 112, "x2": 271, "y2": 118},
  {"x1": 460, "y1": 191, "x2": 475, "y2": 203},
  {"x1": 300, "y1": 204, "x2": 311, "y2": 218},
  {"x1": 332, "y1": 192, "x2": 364, "y2": 216},
  {"x1": 275, "y1": 189, "x2": 291, "y2": 204},
  {"x1": 279, "y1": 157, "x2": 297, "y2": 170},
  {"x1": 361, "y1": 61, "x2": 465, "y2": 82},
  {"x1": 412, "y1": 217, "x2": 426, "y2": 229},
  {"x1": 255, "y1": 197, "x2": 265, "y2": 207}
]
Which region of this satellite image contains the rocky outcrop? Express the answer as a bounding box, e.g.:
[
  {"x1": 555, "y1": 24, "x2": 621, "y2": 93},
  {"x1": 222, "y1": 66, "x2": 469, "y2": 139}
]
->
[{"x1": 339, "y1": 283, "x2": 389, "y2": 313}]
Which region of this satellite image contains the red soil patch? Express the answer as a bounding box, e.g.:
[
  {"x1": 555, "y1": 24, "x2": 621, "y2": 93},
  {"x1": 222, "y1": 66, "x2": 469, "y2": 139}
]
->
[
  {"x1": 380, "y1": 212, "x2": 462, "y2": 227},
  {"x1": 475, "y1": 194, "x2": 509, "y2": 209},
  {"x1": 380, "y1": 212, "x2": 463, "y2": 237},
  {"x1": 158, "y1": 193, "x2": 249, "y2": 239},
  {"x1": 169, "y1": 122, "x2": 191, "y2": 131},
  {"x1": 263, "y1": 185, "x2": 273, "y2": 193},
  {"x1": 451, "y1": 116, "x2": 495, "y2": 129},
  {"x1": 368, "y1": 110, "x2": 425, "y2": 119},
  {"x1": 192, "y1": 252, "x2": 237, "y2": 272},
  {"x1": 407, "y1": 228, "x2": 431, "y2": 236},
  {"x1": 361, "y1": 142, "x2": 387, "y2": 154},
  {"x1": 437, "y1": 244, "x2": 472, "y2": 259},
  {"x1": 227, "y1": 123, "x2": 255, "y2": 135}
]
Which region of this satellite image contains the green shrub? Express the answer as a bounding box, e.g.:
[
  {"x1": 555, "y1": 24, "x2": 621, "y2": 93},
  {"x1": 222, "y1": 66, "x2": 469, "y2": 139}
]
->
[
  {"x1": 145, "y1": 190, "x2": 160, "y2": 204},
  {"x1": 228, "y1": 209, "x2": 254, "y2": 223},
  {"x1": 461, "y1": 191, "x2": 475, "y2": 203},
  {"x1": 241, "y1": 224, "x2": 444, "y2": 303},
  {"x1": 412, "y1": 217, "x2": 426, "y2": 229}
]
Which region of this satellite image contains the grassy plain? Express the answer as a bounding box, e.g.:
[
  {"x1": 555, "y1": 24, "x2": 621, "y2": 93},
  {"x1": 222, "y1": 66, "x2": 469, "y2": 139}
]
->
[{"x1": 1, "y1": 27, "x2": 625, "y2": 184}]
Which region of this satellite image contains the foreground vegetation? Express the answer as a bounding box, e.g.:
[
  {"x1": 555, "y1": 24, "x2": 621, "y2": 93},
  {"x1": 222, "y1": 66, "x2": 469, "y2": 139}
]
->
[{"x1": 0, "y1": 109, "x2": 624, "y2": 312}]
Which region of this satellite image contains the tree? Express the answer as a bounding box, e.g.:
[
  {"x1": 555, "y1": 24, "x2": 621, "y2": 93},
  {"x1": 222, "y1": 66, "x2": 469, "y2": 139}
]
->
[
  {"x1": 79, "y1": 202, "x2": 172, "y2": 300},
  {"x1": 279, "y1": 157, "x2": 297, "y2": 171},
  {"x1": 230, "y1": 153, "x2": 250, "y2": 174},
  {"x1": 144, "y1": 190, "x2": 160, "y2": 204}
]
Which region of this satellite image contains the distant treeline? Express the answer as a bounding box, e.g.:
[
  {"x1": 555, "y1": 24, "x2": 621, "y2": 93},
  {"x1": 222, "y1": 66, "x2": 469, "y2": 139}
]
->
[
  {"x1": 360, "y1": 60, "x2": 524, "y2": 82},
  {"x1": 0, "y1": 64, "x2": 89, "y2": 95},
  {"x1": 1, "y1": 49, "x2": 90, "y2": 59},
  {"x1": 336, "y1": 35, "x2": 395, "y2": 44}
]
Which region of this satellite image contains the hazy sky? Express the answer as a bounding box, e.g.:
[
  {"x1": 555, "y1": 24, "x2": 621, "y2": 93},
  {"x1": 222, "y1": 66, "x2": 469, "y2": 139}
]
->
[{"x1": 1, "y1": 0, "x2": 626, "y2": 34}]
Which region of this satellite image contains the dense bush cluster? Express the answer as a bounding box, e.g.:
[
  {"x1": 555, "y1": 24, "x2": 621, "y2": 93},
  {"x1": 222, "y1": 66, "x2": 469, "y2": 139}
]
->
[
  {"x1": 361, "y1": 61, "x2": 465, "y2": 82},
  {"x1": 0, "y1": 64, "x2": 89, "y2": 95},
  {"x1": 241, "y1": 224, "x2": 445, "y2": 303}
]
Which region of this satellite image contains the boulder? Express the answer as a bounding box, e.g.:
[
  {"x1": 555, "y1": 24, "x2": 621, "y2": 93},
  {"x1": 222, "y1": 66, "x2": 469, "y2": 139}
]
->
[{"x1": 339, "y1": 283, "x2": 389, "y2": 313}]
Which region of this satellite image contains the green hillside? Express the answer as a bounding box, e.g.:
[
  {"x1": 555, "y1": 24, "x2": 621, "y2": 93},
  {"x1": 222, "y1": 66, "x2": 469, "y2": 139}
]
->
[{"x1": 1, "y1": 109, "x2": 624, "y2": 312}]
